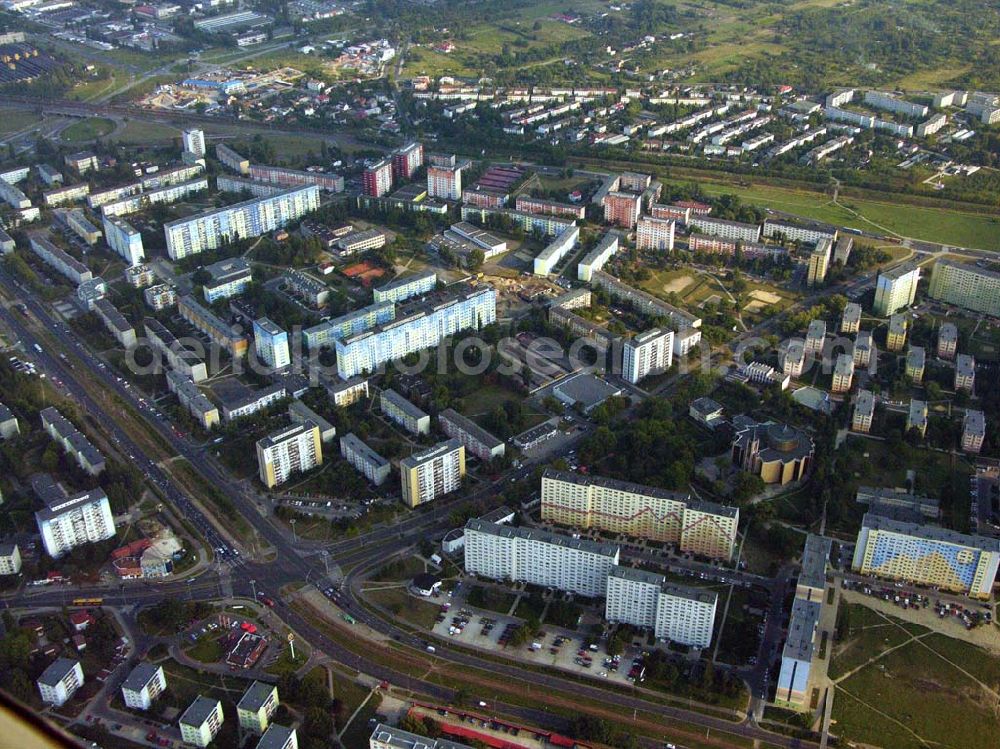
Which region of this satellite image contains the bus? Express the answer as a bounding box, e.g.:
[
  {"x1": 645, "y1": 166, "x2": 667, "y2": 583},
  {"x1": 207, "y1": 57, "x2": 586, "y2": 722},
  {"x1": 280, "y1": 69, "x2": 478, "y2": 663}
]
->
[{"x1": 72, "y1": 597, "x2": 103, "y2": 606}]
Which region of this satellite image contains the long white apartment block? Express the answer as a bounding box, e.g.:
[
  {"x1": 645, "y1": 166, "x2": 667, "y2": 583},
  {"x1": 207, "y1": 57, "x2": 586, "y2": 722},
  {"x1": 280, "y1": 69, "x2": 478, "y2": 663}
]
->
[
  {"x1": 464, "y1": 519, "x2": 620, "y2": 598},
  {"x1": 605, "y1": 566, "x2": 717, "y2": 648},
  {"x1": 334, "y1": 286, "x2": 496, "y2": 380},
  {"x1": 533, "y1": 225, "x2": 579, "y2": 276},
  {"x1": 164, "y1": 185, "x2": 320, "y2": 259},
  {"x1": 577, "y1": 231, "x2": 620, "y2": 282},
  {"x1": 622, "y1": 328, "x2": 673, "y2": 384}
]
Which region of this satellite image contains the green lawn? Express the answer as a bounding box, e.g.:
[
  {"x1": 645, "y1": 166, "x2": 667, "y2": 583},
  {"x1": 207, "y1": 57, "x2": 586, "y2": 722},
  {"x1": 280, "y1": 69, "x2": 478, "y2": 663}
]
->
[
  {"x1": 185, "y1": 635, "x2": 224, "y2": 664},
  {"x1": 0, "y1": 109, "x2": 44, "y2": 136},
  {"x1": 833, "y1": 634, "x2": 1000, "y2": 749},
  {"x1": 683, "y1": 180, "x2": 1000, "y2": 251},
  {"x1": 365, "y1": 586, "x2": 442, "y2": 629},
  {"x1": 61, "y1": 117, "x2": 116, "y2": 143},
  {"x1": 828, "y1": 604, "x2": 925, "y2": 680},
  {"x1": 113, "y1": 120, "x2": 179, "y2": 145}
]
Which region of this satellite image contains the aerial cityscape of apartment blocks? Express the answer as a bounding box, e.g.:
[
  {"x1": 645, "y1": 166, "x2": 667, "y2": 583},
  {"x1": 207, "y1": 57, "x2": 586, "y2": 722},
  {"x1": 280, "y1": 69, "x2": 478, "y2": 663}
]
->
[
  {"x1": 399, "y1": 439, "x2": 466, "y2": 508},
  {"x1": 334, "y1": 285, "x2": 497, "y2": 380},
  {"x1": 603, "y1": 191, "x2": 641, "y2": 228},
  {"x1": 852, "y1": 511, "x2": 1000, "y2": 599},
  {"x1": 253, "y1": 317, "x2": 291, "y2": 369},
  {"x1": 928, "y1": 259, "x2": 1000, "y2": 317},
  {"x1": 873, "y1": 262, "x2": 921, "y2": 316},
  {"x1": 256, "y1": 421, "x2": 323, "y2": 488},
  {"x1": 605, "y1": 566, "x2": 718, "y2": 648},
  {"x1": 541, "y1": 470, "x2": 739, "y2": 560},
  {"x1": 164, "y1": 185, "x2": 320, "y2": 259},
  {"x1": 805, "y1": 237, "x2": 831, "y2": 287},
  {"x1": 464, "y1": 519, "x2": 620, "y2": 598},
  {"x1": 426, "y1": 158, "x2": 466, "y2": 201}
]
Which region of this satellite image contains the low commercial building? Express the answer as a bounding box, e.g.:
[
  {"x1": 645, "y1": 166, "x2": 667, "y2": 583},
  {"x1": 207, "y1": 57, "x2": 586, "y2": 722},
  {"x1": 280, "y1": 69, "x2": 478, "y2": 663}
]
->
[
  {"x1": 464, "y1": 519, "x2": 620, "y2": 598},
  {"x1": 605, "y1": 567, "x2": 717, "y2": 648},
  {"x1": 179, "y1": 696, "x2": 224, "y2": 748},
  {"x1": 400, "y1": 440, "x2": 466, "y2": 508},
  {"x1": 370, "y1": 724, "x2": 472, "y2": 749},
  {"x1": 237, "y1": 680, "x2": 279, "y2": 735},
  {"x1": 438, "y1": 408, "x2": 505, "y2": 461},
  {"x1": 219, "y1": 382, "x2": 286, "y2": 422},
  {"x1": 379, "y1": 389, "x2": 430, "y2": 435},
  {"x1": 121, "y1": 663, "x2": 167, "y2": 711},
  {"x1": 689, "y1": 397, "x2": 724, "y2": 429},
  {"x1": 336, "y1": 229, "x2": 387, "y2": 255},
  {"x1": 853, "y1": 511, "x2": 1000, "y2": 598},
  {"x1": 203, "y1": 258, "x2": 252, "y2": 302},
  {"x1": 339, "y1": 433, "x2": 391, "y2": 486},
  {"x1": 852, "y1": 389, "x2": 875, "y2": 433},
  {"x1": 37, "y1": 659, "x2": 84, "y2": 707},
  {"x1": 256, "y1": 421, "x2": 323, "y2": 488},
  {"x1": 856, "y1": 486, "x2": 940, "y2": 520}
]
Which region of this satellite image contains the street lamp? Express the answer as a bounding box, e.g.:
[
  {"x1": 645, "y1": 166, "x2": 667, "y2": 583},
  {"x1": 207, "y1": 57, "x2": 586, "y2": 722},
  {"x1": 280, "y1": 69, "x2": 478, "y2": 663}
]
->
[
  {"x1": 289, "y1": 518, "x2": 297, "y2": 543},
  {"x1": 250, "y1": 578, "x2": 257, "y2": 603}
]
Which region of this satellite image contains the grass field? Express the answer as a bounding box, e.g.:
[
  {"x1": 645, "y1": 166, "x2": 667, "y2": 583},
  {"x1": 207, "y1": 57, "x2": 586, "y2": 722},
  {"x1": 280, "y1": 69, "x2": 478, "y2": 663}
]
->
[
  {"x1": 113, "y1": 120, "x2": 179, "y2": 145},
  {"x1": 829, "y1": 601, "x2": 1000, "y2": 749},
  {"x1": 673, "y1": 179, "x2": 1000, "y2": 251},
  {"x1": 365, "y1": 586, "x2": 442, "y2": 629},
  {"x1": 0, "y1": 109, "x2": 44, "y2": 136},
  {"x1": 61, "y1": 117, "x2": 116, "y2": 143}
]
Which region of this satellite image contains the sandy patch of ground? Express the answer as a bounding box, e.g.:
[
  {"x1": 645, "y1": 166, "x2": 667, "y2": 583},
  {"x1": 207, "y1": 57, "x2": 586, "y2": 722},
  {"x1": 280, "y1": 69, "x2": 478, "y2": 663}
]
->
[
  {"x1": 700, "y1": 294, "x2": 722, "y2": 308},
  {"x1": 749, "y1": 289, "x2": 782, "y2": 304},
  {"x1": 743, "y1": 300, "x2": 767, "y2": 313},
  {"x1": 662, "y1": 275, "x2": 694, "y2": 294}
]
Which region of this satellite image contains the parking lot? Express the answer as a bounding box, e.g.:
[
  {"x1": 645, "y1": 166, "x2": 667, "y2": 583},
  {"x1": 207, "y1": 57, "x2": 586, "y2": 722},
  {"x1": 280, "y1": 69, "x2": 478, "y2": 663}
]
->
[{"x1": 430, "y1": 601, "x2": 643, "y2": 686}]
